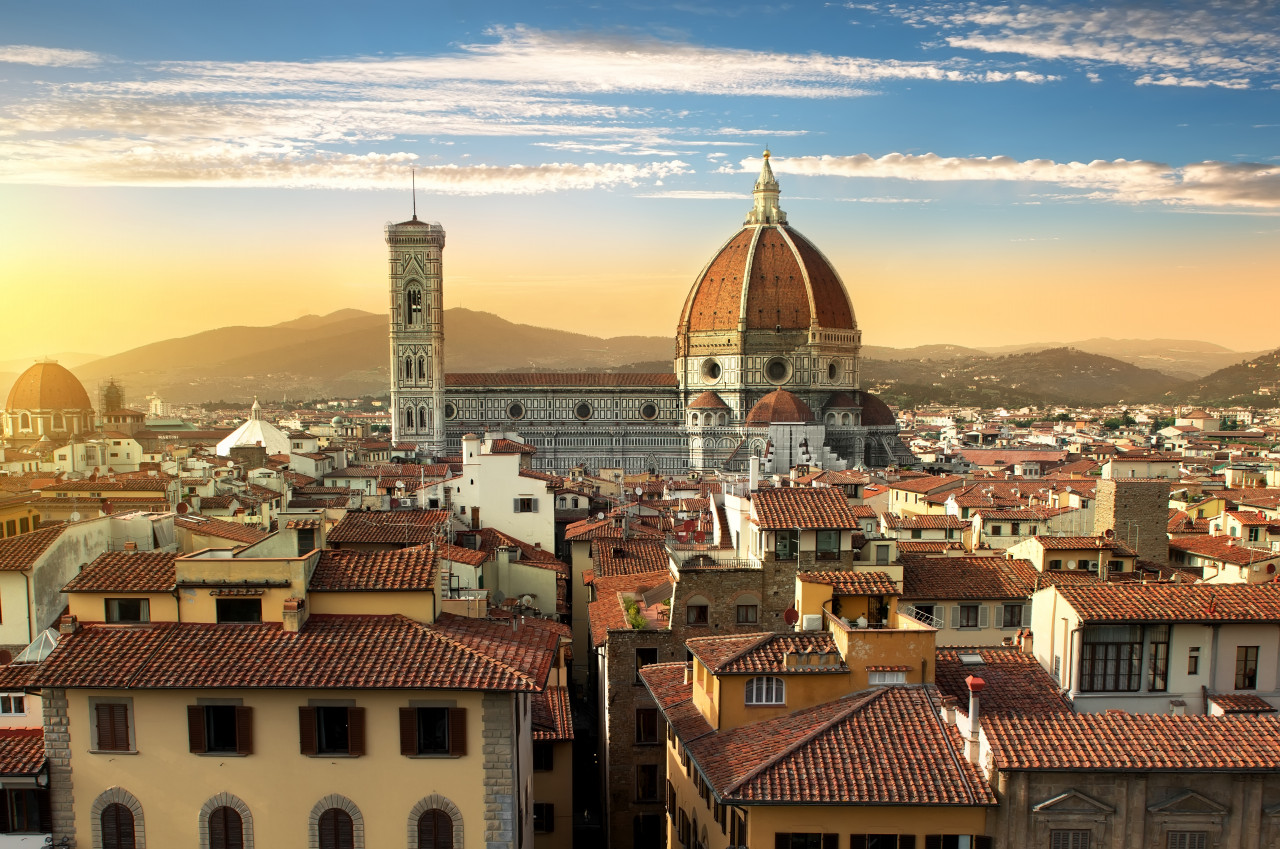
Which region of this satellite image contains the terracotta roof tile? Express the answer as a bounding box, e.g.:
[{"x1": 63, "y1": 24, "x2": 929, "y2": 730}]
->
[
  {"x1": 985, "y1": 712, "x2": 1280, "y2": 771},
  {"x1": 532, "y1": 685, "x2": 574, "y2": 741},
  {"x1": 327, "y1": 510, "x2": 450, "y2": 545},
  {"x1": 1035, "y1": 536, "x2": 1137, "y2": 556},
  {"x1": 934, "y1": 647, "x2": 1071, "y2": 717},
  {"x1": 686, "y1": 632, "x2": 846, "y2": 674},
  {"x1": 38, "y1": 614, "x2": 546, "y2": 691},
  {"x1": 883, "y1": 513, "x2": 967, "y2": 530},
  {"x1": 309, "y1": 547, "x2": 438, "y2": 592},
  {"x1": 1056, "y1": 582, "x2": 1280, "y2": 623},
  {"x1": 43, "y1": 478, "x2": 171, "y2": 493},
  {"x1": 0, "y1": 525, "x2": 65, "y2": 571},
  {"x1": 593, "y1": 540, "x2": 670, "y2": 578},
  {"x1": 488, "y1": 438, "x2": 536, "y2": 455},
  {"x1": 1208, "y1": 693, "x2": 1277, "y2": 714},
  {"x1": 174, "y1": 515, "x2": 269, "y2": 545},
  {"x1": 0, "y1": 730, "x2": 45, "y2": 776},
  {"x1": 752, "y1": 487, "x2": 859, "y2": 529},
  {"x1": 902, "y1": 557, "x2": 1041, "y2": 601},
  {"x1": 588, "y1": 571, "x2": 669, "y2": 646},
  {"x1": 63, "y1": 551, "x2": 177, "y2": 593},
  {"x1": 797, "y1": 571, "x2": 898, "y2": 595},
  {"x1": 430, "y1": 613, "x2": 559, "y2": 689},
  {"x1": 889, "y1": 475, "x2": 966, "y2": 495},
  {"x1": 1168, "y1": 535, "x2": 1279, "y2": 566}
]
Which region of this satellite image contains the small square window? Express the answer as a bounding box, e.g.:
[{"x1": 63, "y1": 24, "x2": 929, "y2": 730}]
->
[
  {"x1": 735, "y1": 604, "x2": 758, "y2": 625},
  {"x1": 216, "y1": 598, "x2": 262, "y2": 624},
  {"x1": 686, "y1": 604, "x2": 708, "y2": 626},
  {"x1": 106, "y1": 598, "x2": 150, "y2": 624}
]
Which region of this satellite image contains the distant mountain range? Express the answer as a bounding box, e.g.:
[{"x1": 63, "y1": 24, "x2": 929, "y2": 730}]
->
[{"x1": 0, "y1": 310, "x2": 1274, "y2": 408}]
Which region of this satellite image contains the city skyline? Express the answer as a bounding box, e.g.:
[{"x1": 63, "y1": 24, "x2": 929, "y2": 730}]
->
[{"x1": 3, "y1": 0, "x2": 1279, "y2": 362}]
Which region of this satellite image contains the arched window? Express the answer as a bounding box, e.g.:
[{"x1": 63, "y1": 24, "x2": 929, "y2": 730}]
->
[
  {"x1": 418, "y1": 356, "x2": 426, "y2": 380},
  {"x1": 689, "y1": 413, "x2": 698, "y2": 427},
  {"x1": 208, "y1": 806, "x2": 244, "y2": 849},
  {"x1": 717, "y1": 413, "x2": 727, "y2": 426},
  {"x1": 405, "y1": 356, "x2": 413, "y2": 380},
  {"x1": 53, "y1": 413, "x2": 64, "y2": 430},
  {"x1": 417, "y1": 809, "x2": 454, "y2": 849},
  {"x1": 18, "y1": 413, "x2": 29, "y2": 431},
  {"x1": 318, "y1": 808, "x2": 354, "y2": 849},
  {"x1": 101, "y1": 802, "x2": 136, "y2": 849},
  {"x1": 405, "y1": 408, "x2": 415, "y2": 431},
  {"x1": 745, "y1": 676, "x2": 785, "y2": 705},
  {"x1": 407, "y1": 287, "x2": 423, "y2": 325},
  {"x1": 419, "y1": 406, "x2": 428, "y2": 429},
  {"x1": 702, "y1": 413, "x2": 713, "y2": 427}
]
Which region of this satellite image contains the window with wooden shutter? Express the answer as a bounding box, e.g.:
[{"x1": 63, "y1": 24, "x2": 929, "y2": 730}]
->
[
  {"x1": 208, "y1": 805, "x2": 244, "y2": 849},
  {"x1": 924, "y1": 837, "x2": 942, "y2": 849},
  {"x1": 187, "y1": 705, "x2": 207, "y2": 754},
  {"x1": 298, "y1": 706, "x2": 318, "y2": 755},
  {"x1": 399, "y1": 707, "x2": 417, "y2": 756},
  {"x1": 101, "y1": 803, "x2": 136, "y2": 849},
  {"x1": 235, "y1": 706, "x2": 253, "y2": 755},
  {"x1": 317, "y1": 808, "x2": 354, "y2": 849},
  {"x1": 1051, "y1": 831, "x2": 1091, "y2": 849},
  {"x1": 346, "y1": 707, "x2": 366, "y2": 757},
  {"x1": 418, "y1": 808, "x2": 454, "y2": 848},
  {"x1": 95, "y1": 703, "x2": 131, "y2": 751},
  {"x1": 448, "y1": 707, "x2": 467, "y2": 756}
]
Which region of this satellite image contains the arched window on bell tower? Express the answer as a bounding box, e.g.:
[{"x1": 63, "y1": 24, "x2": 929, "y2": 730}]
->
[
  {"x1": 405, "y1": 407, "x2": 415, "y2": 432},
  {"x1": 419, "y1": 405, "x2": 428, "y2": 429},
  {"x1": 405, "y1": 355, "x2": 413, "y2": 381},
  {"x1": 418, "y1": 356, "x2": 426, "y2": 380},
  {"x1": 406, "y1": 286, "x2": 423, "y2": 326}
]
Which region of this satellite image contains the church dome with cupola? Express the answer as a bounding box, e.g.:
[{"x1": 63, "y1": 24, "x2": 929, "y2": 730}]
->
[{"x1": 2, "y1": 361, "x2": 95, "y2": 448}]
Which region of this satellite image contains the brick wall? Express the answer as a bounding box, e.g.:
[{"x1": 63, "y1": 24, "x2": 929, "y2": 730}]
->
[{"x1": 1094, "y1": 478, "x2": 1170, "y2": 565}]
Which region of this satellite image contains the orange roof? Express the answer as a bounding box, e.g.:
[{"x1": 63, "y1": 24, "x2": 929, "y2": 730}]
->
[{"x1": 752, "y1": 486, "x2": 858, "y2": 529}]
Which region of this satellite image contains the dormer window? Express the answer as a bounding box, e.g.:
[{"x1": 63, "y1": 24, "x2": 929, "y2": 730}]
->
[{"x1": 745, "y1": 676, "x2": 784, "y2": 706}]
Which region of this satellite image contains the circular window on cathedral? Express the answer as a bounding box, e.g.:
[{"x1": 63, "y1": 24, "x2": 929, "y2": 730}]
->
[
  {"x1": 640, "y1": 402, "x2": 658, "y2": 421},
  {"x1": 701, "y1": 358, "x2": 722, "y2": 384},
  {"x1": 828, "y1": 360, "x2": 842, "y2": 382},
  {"x1": 765, "y1": 357, "x2": 791, "y2": 384},
  {"x1": 575, "y1": 402, "x2": 593, "y2": 420},
  {"x1": 507, "y1": 402, "x2": 525, "y2": 420},
  {"x1": 444, "y1": 402, "x2": 457, "y2": 420}
]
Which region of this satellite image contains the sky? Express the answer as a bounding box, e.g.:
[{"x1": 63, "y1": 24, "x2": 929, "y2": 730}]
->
[{"x1": 2, "y1": 0, "x2": 1280, "y2": 363}]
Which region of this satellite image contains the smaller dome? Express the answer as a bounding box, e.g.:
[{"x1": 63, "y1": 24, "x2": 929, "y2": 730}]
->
[
  {"x1": 746, "y1": 390, "x2": 815, "y2": 425},
  {"x1": 858, "y1": 391, "x2": 896, "y2": 427},
  {"x1": 6, "y1": 362, "x2": 93, "y2": 412},
  {"x1": 688, "y1": 391, "x2": 730, "y2": 410},
  {"x1": 331, "y1": 416, "x2": 345, "y2": 426}
]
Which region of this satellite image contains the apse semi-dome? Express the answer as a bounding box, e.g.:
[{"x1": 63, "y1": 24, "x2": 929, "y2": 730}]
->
[
  {"x1": 746, "y1": 390, "x2": 815, "y2": 425},
  {"x1": 677, "y1": 151, "x2": 857, "y2": 336},
  {"x1": 824, "y1": 390, "x2": 897, "y2": 427},
  {"x1": 6, "y1": 362, "x2": 93, "y2": 412}
]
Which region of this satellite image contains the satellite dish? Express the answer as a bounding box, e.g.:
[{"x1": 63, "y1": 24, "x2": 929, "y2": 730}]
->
[
  {"x1": 635, "y1": 487, "x2": 643, "y2": 496},
  {"x1": 227, "y1": 460, "x2": 235, "y2": 467},
  {"x1": 101, "y1": 500, "x2": 113, "y2": 514},
  {"x1": 521, "y1": 594, "x2": 534, "y2": 607},
  {"x1": 491, "y1": 589, "x2": 507, "y2": 605},
  {"x1": 783, "y1": 607, "x2": 800, "y2": 626},
  {"x1": 69, "y1": 512, "x2": 81, "y2": 522},
  {"x1": 596, "y1": 512, "x2": 605, "y2": 520}
]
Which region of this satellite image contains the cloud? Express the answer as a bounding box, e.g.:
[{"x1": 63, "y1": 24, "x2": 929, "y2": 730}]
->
[
  {"x1": 0, "y1": 45, "x2": 101, "y2": 67},
  {"x1": 744, "y1": 152, "x2": 1280, "y2": 208},
  {"x1": 876, "y1": 2, "x2": 1280, "y2": 89}
]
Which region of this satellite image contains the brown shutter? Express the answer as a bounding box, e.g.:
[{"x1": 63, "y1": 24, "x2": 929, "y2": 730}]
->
[
  {"x1": 974, "y1": 838, "x2": 992, "y2": 849},
  {"x1": 298, "y1": 706, "x2": 317, "y2": 755},
  {"x1": 400, "y1": 707, "x2": 418, "y2": 756},
  {"x1": 822, "y1": 835, "x2": 838, "y2": 849},
  {"x1": 899, "y1": 838, "x2": 917, "y2": 849},
  {"x1": 209, "y1": 806, "x2": 226, "y2": 848},
  {"x1": 925, "y1": 837, "x2": 943, "y2": 849},
  {"x1": 346, "y1": 707, "x2": 366, "y2": 757},
  {"x1": 113, "y1": 705, "x2": 130, "y2": 751},
  {"x1": 850, "y1": 837, "x2": 868, "y2": 849},
  {"x1": 775, "y1": 835, "x2": 789, "y2": 849},
  {"x1": 235, "y1": 706, "x2": 254, "y2": 755},
  {"x1": 187, "y1": 705, "x2": 207, "y2": 753},
  {"x1": 0, "y1": 788, "x2": 9, "y2": 832},
  {"x1": 36, "y1": 789, "x2": 51, "y2": 833},
  {"x1": 448, "y1": 707, "x2": 467, "y2": 756}
]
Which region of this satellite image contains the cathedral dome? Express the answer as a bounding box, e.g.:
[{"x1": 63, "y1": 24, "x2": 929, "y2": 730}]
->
[
  {"x1": 6, "y1": 362, "x2": 93, "y2": 412},
  {"x1": 746, "y1": 390, "x2": 815, "y2": 425},
  {"x1": 857, "y1": 391, "x2": 896, "y2": 427},
  {"x1": 677, "y1": 152, "x2": 856, "y2": 336}
]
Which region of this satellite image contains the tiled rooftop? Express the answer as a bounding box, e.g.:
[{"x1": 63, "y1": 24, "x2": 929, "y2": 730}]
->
[
  {"x1": 1208, "y1": 693, "x2": 1277, "y2": 714},
  {"x1": 1055, "y1": 582, "x2": 1280, "y2": 623},
  {"x1": 1168, "y1": 534, "x2": 1279, "y2": 566},
  {"x1": 327, "y1": 509, "x2": 450, "y2": 545},
  {"x1": 175, "y1": 515, "x2": 269, "y2": 544},
  {"x1": 532, "y1": 685, "x2": 574, "y2": 742},
  {"x1": 934, "y1": 647, "x2": 1071, "y2": 717},
  {"x1": 63, "y1": 551, "x2": 177, "y2": 593},
  {"x1": 0, "y1": 525, "x2": 65, "y2": 571},
  {"x1": 686, "y1": 632, "x2": 847, "y2": 674},
  {"x1": 797, "y1": 571, "x2": 899, "y2": 596},
  {"x1": 0, "y1": 730, "x2": 45, "y2": 776},
  {"x1": 309, "y1": 546, "x2": 438, "y2": 592},
  {"x1": 593, "y1": 539, "x2": 671, "y2": 578},
  {"x1": 752, "y1": 487, "x2": 859, "y2": 529}
]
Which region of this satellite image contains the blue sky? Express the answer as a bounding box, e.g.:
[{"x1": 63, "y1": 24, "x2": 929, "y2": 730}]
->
[{"x1": 2, "y1": 1, "x2": 1279, "y2": 359}]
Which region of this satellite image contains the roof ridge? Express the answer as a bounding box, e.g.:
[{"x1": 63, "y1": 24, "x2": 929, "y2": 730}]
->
[
  {"x1": 427, "y1": 618, "x2": 543, "y2": 690},
  {"x1": 710, "y1": 632, "x2": 776, "y2": 672},
  {"x1": 722, "y1": 688, "x2": 886, "y2": 798}
]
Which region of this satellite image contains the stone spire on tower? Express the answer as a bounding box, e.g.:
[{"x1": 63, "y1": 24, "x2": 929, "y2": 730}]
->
[{"x1": 745, "y1": 149, "x2": 787, "y2": 226}]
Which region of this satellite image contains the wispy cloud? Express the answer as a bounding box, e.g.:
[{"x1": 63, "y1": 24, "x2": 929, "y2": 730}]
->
[
  {"x1": 875, "y1": 2, "x2": 1280, "y2": 89},
  {"x1": 0, "y1": 45, "x2": 102, "y2": 67},
  {"x1": 739, "y1": 152, "x2": 1280, "y2": 209},
  {"x1": 0, "y1": 26, "x2": 1061, "y2": 188}
]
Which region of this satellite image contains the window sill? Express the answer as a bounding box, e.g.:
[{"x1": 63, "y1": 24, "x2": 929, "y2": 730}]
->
[
  {"x1": 405, "y1": 753, "x2": 460, "y2": 759},
  {"x1": 634, "y1": 741, "x2": 662, "y2": 747},
  {"x1": 90, "y1": 749, "x2": 138, "y2": 755},
  {"x1": 745, "y1": 702, "x2": 785, "y2": 708},
  {"x1": 195, "y1": 752, "x2": 248, "y2": 758},
  {"x1": 308, "y1": 753, "x2": 362, "y2": 758}
]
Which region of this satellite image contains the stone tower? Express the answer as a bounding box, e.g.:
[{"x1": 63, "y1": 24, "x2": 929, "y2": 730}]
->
[{"x1": 386, "y1": 212, "x2": 446, "y2": 455}]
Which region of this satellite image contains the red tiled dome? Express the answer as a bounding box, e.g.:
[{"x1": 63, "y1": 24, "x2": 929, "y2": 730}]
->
[
  {"x1": 5, "y1": 362, "x2": 93, "y2": 412},
  {"x1": 679, "y1": 226, "x2": 856, "y2": 334},
  {"x1": 859, "y1": 391, "x2": 896, "y2": 427},
  {"x1": 688, "y1": 391, "x2": 730, "y2": 410},
  {"x1": 746, "y1": 390, "x2": 815, "y2": 425},
  {"x1": 824, "y1": 392, "x2": 857, "y2": 409}
]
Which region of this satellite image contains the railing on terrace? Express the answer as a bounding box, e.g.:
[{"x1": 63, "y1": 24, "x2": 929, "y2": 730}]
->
[{"x1": 898, "y1": 605, "x2": 943, "y2": 629}]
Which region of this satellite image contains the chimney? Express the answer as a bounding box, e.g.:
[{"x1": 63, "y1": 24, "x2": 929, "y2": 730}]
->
[
  {"x1": 123, "y1": 541, "x2": 137, "y2": 551},
  {"x1": 749, "y1": 455, "x2": 760, "y2": 493},
  {"x1": 1018, "y1": 628, "x2": 1034, "y2": 656},
  {"x1": 684, "y1": 664, "x2": 691, "y2": 685},
  {"x1": 58, "y1": 614, "x2": 79, "y2": 635},
  {"x1": 965, "y1": 675, "x2": 985, "y2": 765},
  {"x1": 941, "y1": 695, "x2": 958, "y2": 726},
  {"x1": 1168, "y1": 699, "x2": 1187, "y2": 717},
  {"x1": 282, "y1": 597, "x2": 309, "y2": 632}
]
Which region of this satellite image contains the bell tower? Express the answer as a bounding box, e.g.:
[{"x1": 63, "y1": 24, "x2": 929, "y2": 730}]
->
[{"x1": 386, "y1": 208, "x2": 446, "y2": 456}]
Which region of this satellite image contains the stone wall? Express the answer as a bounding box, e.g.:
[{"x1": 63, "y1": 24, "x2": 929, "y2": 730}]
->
[
  {"x1": 44, "y1": 687, "x2": 75, "y2": 846},
  {"x1": 482, "y1": 693, "x2": 516, "y2": 849},
  {"x1": 1094, "y1": 478, "x2": 1171, "y2": 565}
]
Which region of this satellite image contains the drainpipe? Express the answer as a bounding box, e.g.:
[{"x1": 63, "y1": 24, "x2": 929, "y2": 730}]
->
[
  {"x1": 22, "y1": 572, "x2": 33, "y2": 642},
  {"x1": 965, "y1": 675, "x2": 985, "y2": 765}
]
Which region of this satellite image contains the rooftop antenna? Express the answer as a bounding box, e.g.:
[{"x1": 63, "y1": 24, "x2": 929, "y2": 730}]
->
[{"x1": 411, "y1": 166, "x2": 418, "y2": 221}]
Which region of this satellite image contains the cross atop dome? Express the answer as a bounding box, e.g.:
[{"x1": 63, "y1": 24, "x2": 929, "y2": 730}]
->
[{"x1": 745, "y1": 148, "x2": 787, "y2": 226}]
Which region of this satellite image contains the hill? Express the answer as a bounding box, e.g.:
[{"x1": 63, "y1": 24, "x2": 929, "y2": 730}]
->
[
  {"x1": 1178, "y1": 348, "x2": 1280, "y2": 405},
  {"x1": 977, "y1": 337, "x2": 1265, "y2": 380},
  {"x1": 62, "y1": 310, "x2": 672, "y2": 404},
  {"x1": 862, "y1": 347, "x2": 1185, "y2": 407}
]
